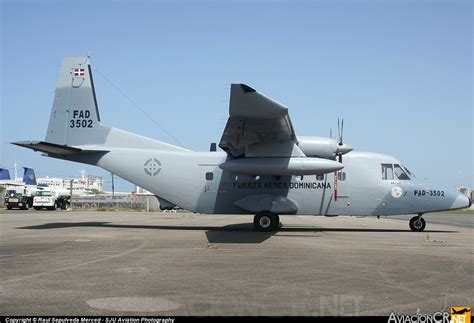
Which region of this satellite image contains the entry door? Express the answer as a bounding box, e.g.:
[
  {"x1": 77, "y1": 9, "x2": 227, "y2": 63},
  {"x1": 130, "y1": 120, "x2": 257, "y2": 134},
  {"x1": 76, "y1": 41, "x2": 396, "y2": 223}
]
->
[
  {"x1": 334, "y1": 171, "x2": 350, "y2": 202},
  {"x1": 203, "y1": 171, "x2": 217, "y2": 194}
]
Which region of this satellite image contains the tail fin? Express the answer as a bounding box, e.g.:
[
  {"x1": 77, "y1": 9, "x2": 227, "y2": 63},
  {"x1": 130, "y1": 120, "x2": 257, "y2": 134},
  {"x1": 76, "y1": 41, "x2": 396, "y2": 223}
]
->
[
  {"x1": 42, "y1": 57, "x2": 187, "y2": 153},
  {"x1": 0, "y1": 168, "x2": 11, "y2": 180},
  {"x1": 22, "y1": 167, "x2": 37, "y2": 185},
  {"x1": 46, "y1": 57, "x2": 103, "y2": 146}
]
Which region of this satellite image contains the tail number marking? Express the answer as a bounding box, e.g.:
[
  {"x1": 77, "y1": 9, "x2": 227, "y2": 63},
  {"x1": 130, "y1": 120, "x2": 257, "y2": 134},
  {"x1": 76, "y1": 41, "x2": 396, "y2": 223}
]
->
[
  {"x1": 414, "y1": 189, "x2": 445, "y2": 197},
  {"x1": 69, "y1": 110, "x2": 93, "y2": 128}
]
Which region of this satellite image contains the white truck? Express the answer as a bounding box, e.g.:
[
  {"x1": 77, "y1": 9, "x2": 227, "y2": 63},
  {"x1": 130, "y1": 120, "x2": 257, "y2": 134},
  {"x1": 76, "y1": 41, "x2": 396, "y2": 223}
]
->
[{"x1": 33, "y1": 189, "x2": 70, "y2": 210}]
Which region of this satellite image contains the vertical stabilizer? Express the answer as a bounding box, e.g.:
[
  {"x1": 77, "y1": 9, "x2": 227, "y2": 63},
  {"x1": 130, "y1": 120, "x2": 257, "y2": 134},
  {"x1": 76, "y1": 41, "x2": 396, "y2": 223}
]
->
[
  {"x1": 46, "y1": 57, "x2": 103, "y2": 146},
  {"x1": 23, "y1": 56, "x2": 188, "y2": 153},
  {"x1": 22, "y1": 167, "x2": 37, "y2": 185}
]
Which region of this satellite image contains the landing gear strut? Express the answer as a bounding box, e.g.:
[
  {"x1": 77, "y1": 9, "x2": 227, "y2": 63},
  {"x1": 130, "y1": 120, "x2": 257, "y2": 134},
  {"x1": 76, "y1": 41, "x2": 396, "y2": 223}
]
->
[
  {"x1": 409, "y1": 214, "x2": 426, "y2": 232},
  {"x1": 253, "y1": 212, "x2": 280, "y2": 232}
]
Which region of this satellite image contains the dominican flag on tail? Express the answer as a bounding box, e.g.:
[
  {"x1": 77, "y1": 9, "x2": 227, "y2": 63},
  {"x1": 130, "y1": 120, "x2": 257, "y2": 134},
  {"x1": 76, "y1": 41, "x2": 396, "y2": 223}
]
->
[{"x1": 72, "y1": 68, "x2": 85, "y2": 77}]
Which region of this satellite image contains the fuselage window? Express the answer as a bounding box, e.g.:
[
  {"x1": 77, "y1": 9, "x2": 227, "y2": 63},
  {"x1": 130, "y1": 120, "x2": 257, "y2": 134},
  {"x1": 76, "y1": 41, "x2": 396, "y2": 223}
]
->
[
  {"x1": 337, "y1": 172, "x2": 346, "y2": 181},
  {"x1": 205, "y1": 172, "x2": 213, "y2": 181},
  {"x1": 381, "y1": 164, "x2": 393, "y2": 180},
  {"x1": 316, "y1": 174, "x2": 324, "y2": 181},
  {"x1": 394, "y1": 164, "x2": 410, "y2": 180}
]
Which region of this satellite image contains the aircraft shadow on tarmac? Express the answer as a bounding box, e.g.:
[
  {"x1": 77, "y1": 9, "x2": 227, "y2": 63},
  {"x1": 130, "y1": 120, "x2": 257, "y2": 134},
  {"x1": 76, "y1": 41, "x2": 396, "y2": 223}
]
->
[{"x1": 16, "y1": 222, "x2": 458, "y2": 244}]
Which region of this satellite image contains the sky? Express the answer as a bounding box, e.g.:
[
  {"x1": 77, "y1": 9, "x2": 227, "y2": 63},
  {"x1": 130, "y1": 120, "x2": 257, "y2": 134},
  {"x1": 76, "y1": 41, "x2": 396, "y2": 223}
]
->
[{"x1": 1, "y1": 0, "x2": 472, "y2": 192}]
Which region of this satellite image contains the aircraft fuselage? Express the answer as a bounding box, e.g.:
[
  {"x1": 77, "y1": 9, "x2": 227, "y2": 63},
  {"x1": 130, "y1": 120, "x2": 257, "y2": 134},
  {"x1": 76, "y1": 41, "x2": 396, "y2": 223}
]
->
[{"x1": 91, "y1": 148, "x2": 469, "y2": 217}]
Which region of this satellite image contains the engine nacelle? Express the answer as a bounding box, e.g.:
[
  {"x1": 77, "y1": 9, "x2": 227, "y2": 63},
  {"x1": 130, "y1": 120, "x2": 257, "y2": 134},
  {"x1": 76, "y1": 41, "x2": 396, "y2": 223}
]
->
[
  {"x1": 297, "y1": 136, "x2": 338, "y2": 159},
  {"x1": 297, "y1": 136, "x2": 353, "y2": 159}
]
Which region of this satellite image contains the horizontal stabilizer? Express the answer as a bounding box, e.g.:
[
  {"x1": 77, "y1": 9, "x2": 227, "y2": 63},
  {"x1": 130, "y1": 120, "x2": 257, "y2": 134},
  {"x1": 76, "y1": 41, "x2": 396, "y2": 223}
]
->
[
  {"x1": 13, "y1": 141, "x2": 109, "y2": 166},
  {"x1": 12, "y1": 141, "x2": 83, "y2": 155}
]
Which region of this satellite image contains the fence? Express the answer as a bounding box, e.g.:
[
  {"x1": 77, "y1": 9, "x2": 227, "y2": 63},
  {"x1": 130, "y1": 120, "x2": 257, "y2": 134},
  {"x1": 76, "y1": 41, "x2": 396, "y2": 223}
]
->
[{"x1": 71, "y1": 194, "x2": 161, "y2": 211}]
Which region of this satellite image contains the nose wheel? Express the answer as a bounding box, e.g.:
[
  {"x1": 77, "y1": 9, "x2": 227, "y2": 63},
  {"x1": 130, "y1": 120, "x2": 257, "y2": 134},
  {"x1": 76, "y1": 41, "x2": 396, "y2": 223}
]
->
[
  {"x1": 409, "y1": 214, "x2": 426, "y2": 232},
  {"x1": 253, "y1": 212, "x2": 280, "y2": 232}
]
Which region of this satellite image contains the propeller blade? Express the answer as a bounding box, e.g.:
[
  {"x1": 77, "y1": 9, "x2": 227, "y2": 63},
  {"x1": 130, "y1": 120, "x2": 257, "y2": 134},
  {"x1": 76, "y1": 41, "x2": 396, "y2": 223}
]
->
[
  {"x1": 337, "y1": 118, "x2": 344, "y2": 145},
  {"x1": 337, "y1": 118, "x2": 341, "y2": 144},
  {"x1": 340, "y1": 118, "x2": 344, "y2": 145},
  {"x1": 336, "y1": 118, "x2": 351, "y2": 163}
]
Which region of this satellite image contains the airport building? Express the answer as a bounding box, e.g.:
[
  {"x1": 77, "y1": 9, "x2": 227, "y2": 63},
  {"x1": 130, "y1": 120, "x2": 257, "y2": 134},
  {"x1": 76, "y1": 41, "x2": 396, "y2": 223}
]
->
[
  {"x1": 37, "y1": 174, "x2": 103, "y2": 194},
  {"x1": 0, "y1": 166, "x2": 103, "y2": 197},
  {"x1": 133, "y1": 185, "x2": 154, "y2": 195}
]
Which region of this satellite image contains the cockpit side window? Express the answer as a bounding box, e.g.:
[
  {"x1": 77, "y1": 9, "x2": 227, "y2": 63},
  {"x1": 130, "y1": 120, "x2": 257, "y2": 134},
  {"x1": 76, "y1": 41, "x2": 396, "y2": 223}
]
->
[
  {"x1": 394, "y1": 164, "x2": 410, "y2": 180},
  {"x1": 381, "y1": 164, "x2": 393, "y2": 180}
]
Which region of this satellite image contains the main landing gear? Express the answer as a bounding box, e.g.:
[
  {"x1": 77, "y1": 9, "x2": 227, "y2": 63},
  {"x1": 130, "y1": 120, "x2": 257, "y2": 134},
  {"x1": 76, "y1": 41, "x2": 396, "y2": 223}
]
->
[
  {"x1": 409, "y1": 213, "x2": 426, "y2": 232},
  {"x1": 253, "y1": 212, "x2": 280, "y2": 232}
]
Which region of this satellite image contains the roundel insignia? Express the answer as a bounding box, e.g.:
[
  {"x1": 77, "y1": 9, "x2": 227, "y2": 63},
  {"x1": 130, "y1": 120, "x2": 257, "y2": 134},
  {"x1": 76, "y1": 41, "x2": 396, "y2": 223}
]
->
[
  {"x1": 391, "y1": 186, "x2": 404, "y2": 199},
  {"x1": 144, "y1": 158, "x2": 161, "y2": 176}
]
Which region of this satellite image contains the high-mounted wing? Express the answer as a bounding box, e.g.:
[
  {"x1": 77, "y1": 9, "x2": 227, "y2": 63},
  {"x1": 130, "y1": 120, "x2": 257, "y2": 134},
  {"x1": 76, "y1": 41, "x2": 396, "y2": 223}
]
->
[
  {"x1": 218, "y1": 84, "x2": 344, "y2": 176},
  {"x1": 219, "y1": 84, "x2": 304, "y2": 158}
]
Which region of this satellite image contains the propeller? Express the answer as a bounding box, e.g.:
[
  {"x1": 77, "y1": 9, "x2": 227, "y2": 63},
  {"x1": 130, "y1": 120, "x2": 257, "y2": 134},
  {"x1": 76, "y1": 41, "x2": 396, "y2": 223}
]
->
[
  {"x1": 335, "y1": 118, "x2": 352, "y2": 163},
  {"x1": 338, "y1": 118, "x2": 344, "y2": 146}
]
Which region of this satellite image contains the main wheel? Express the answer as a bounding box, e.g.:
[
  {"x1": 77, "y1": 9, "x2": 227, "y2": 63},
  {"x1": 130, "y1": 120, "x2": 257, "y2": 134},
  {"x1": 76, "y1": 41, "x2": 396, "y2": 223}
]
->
[
  {"x1": 409, "y1": 216, "x2": 426, "y2": 232},
  {"x1": 253, "y1": 212, "x2": 279, "y2": 232},
  {"x1": 7, "y1": 206, "x2": 12, "y2": 210},
  {"x1": 23, "y1": 202, "x2": 30, "y2": 210}
]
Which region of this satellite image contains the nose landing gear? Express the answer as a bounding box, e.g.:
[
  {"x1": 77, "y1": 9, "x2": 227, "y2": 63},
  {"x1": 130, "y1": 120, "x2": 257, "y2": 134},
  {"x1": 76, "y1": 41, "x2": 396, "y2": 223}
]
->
[{"x1": 409, "y1": 214, "x2": 426, "y2": 232}]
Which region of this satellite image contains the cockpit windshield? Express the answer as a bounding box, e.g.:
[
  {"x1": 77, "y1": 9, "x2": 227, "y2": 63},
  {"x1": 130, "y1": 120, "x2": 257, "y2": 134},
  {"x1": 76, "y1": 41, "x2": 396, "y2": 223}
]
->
[
  {"x1": 394, "y1": 164, "x2": 410, "y2": 180},
  {"x1": 401, "y1": 165, "x2": 415, "y2": 178},
  {"x1": 381, "y1": 163, "x2": 411, "y2": 180}
]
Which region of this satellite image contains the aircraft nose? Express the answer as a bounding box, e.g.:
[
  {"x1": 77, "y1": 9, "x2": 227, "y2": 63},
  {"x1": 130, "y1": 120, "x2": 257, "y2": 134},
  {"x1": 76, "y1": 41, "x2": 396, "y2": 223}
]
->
[{"x1": 451, "y1": 194, "x2": 471, "y2": 210}]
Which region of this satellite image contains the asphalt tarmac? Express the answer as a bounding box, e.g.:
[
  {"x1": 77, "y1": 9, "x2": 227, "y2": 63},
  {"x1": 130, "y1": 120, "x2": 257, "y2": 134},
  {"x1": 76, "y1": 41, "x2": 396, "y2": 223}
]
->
[{"x1": 0, "y1": 210, "x2": 472, "y2": 316}]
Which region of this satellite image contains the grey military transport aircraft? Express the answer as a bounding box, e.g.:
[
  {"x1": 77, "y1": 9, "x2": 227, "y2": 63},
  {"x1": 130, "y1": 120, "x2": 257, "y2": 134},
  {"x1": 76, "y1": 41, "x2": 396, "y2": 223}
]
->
[{"x1": 14, "y1": 57, "x2": 471, "y2": 232}]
